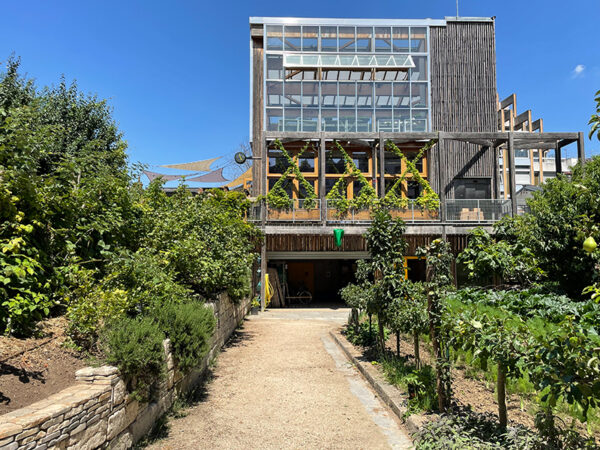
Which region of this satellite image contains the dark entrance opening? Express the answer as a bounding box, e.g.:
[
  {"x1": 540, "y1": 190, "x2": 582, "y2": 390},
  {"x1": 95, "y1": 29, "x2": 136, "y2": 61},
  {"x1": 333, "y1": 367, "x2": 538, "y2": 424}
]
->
[{"x1": 268, "y1": 259, "x2": 357, "y2": 307}]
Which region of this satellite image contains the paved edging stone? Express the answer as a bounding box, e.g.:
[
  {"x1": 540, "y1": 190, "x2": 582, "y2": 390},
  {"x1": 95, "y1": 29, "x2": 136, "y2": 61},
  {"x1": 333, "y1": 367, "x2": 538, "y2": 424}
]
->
[{"x1": 329, "y1": 329, "x2": 438, "y2": 437}]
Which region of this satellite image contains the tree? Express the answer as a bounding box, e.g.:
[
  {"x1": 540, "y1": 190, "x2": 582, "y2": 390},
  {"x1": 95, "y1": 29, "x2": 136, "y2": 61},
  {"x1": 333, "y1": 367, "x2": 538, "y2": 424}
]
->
[
  {"x1": 364, "y1": 208, "x2": 408, "y2": 352},
  {"x1": 417, "y1": 238, "x2": 454, "y2": 412}
]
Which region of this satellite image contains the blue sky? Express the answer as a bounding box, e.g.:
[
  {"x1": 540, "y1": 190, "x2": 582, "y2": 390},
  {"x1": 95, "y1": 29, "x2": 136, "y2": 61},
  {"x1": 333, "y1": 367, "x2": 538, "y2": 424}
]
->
[{"x1": 1, "y1": 0, "x2": 599, "y2": 182}]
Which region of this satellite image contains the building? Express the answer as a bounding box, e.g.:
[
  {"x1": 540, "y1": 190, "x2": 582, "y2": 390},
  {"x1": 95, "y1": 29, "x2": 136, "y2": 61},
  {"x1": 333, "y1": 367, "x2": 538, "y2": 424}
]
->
[{"x1": 247, "y1": 16, "x2": 586, "y2": 307}]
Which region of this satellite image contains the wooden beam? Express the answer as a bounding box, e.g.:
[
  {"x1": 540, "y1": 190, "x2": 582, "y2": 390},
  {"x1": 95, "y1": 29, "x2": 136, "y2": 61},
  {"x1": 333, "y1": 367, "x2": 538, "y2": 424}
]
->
[
  {"x1": 438, "y1": 132, "x2": 447, "y2": 222},
  {"x1": 507, "y1": 132, "x2": 518, "y2": 217},
  {"x1": 555, "y1": 141, "x2": 562, "y2": 175},
  {"x1": 319, "y1": 137, "x2": 326, "y2": 225},
  {"x1": 577, "y1": 132, "x2": 586, "y2": 166},
  {"x1": 499, "y1": 93, "x2": 517, "y2": 110}
]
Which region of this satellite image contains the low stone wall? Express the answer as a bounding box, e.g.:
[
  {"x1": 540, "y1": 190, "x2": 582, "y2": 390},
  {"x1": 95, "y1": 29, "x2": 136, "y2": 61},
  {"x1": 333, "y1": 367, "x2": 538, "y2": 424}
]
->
[{"x1": 0, "y1": 293, "x2": 250, "y2": 450}]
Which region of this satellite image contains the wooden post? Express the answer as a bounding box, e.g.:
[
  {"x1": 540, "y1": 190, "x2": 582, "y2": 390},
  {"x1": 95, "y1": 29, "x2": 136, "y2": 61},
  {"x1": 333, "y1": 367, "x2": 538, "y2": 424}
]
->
[
  {"x1": 261, "y1": 138, "x2": 268, "y2": 227},
  {"x1": 577, "y1": 132, "x2": 586, "y2": 166},
  {"x1": 378, "y1": 132, "x2": 385, "y2": 198},
  {"x1": 507, "y1": 132, "x2": 518, "y2": 217},
  {"x1": 319, "y1": 135, "x2": 326, "y2": 224},
  {"x1": 260, "y1": 241, "x2": 267, "y2": 311},
  {"x1": 555, "y1": 141, "x2": 562, "y2": 175},
  {"x1": 438, "y1": 132, "x2": 447, "y2": 223},
  {"x1": 251, "y1": 34, "x2": 264, "y2": 198}
]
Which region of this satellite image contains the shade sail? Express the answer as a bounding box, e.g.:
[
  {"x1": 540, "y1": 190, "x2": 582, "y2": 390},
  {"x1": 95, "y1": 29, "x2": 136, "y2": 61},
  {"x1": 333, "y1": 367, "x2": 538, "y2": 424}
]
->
[
  {"x1": 284, "y1": 53, "x2": 414, "y2": 69},
  {"x1": 224, "y1": 167, "x2": 252, "y2": 189},
  {"x1": 185, "y1": 168, "x2": 228, "y2": 183},
  {"x1": 143, "y1": 170, "x2": 191, "y2": 182},
  {"x1": 161, "y1": 156, "x2": 221, "y2": 172}
]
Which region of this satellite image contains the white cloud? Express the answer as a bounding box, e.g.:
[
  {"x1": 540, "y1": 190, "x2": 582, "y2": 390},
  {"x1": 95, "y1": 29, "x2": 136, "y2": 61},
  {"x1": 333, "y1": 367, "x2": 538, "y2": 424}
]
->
[{"x1": 572, "y1": 64, "x2": 585, "y2": 78}]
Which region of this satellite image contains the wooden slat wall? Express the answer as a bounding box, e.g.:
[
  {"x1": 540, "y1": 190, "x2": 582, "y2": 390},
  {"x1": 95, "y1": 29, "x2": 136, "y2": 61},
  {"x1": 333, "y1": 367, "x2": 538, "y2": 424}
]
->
[
  {"x1": 251, "y1": 30, "x2": 264, "y2": 197},
  {"x1": 266, "y1": 234, "x2": 469, "y2": 255},
  {"x1": 429, "y1": 21, "x2": 498, "y2": 198}
]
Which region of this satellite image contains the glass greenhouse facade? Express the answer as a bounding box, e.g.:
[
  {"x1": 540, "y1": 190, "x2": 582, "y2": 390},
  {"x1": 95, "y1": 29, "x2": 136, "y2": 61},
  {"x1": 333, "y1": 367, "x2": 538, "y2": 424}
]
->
[{"x1": 261, "y1": 20, "x2": 432, "y2": 133}]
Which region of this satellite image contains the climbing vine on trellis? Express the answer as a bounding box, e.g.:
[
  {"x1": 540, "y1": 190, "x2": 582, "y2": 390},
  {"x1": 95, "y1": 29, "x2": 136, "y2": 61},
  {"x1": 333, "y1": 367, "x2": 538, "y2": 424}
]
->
[
  {"x1": 325, "y1": 141, "x2": 378, "y2": 216},
  {"x1": 266, "y1": 140, "x2": 318, "y2": 210},
  {"x1": 382, "y1": 139, "x2": 440, "y2": 211}
]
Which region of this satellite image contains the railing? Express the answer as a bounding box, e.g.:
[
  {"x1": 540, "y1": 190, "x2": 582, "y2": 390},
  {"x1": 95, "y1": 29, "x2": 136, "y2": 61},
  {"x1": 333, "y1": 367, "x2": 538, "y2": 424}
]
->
[
  {"x1": 249, "y1": 198, "x2": 514, "y2": 225},
  {"x1": 445, "y1": 199, "x2": 512, "y2": 223},
  {"x1": 326, "y1": 199, "x2": 439, "y2": 224}
]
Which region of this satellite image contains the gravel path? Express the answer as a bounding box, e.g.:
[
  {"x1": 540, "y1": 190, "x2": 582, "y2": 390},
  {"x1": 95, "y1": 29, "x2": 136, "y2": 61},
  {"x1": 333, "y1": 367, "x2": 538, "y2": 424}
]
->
[{"x1": 148, "y1": 308, "x2": 412, "y2": 449}]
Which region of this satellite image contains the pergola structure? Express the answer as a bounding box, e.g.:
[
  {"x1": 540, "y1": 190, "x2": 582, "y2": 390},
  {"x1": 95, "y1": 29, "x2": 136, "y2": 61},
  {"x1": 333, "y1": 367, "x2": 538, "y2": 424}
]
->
[{"x1": 256, "y1": 130, "x2": 585, "y2": 220}]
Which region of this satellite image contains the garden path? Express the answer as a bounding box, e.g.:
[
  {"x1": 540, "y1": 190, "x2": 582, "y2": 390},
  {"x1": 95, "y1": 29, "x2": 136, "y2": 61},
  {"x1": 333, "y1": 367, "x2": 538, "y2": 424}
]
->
[{"x1": 147, "y1": 307, "x2": 413, "y2": 449}]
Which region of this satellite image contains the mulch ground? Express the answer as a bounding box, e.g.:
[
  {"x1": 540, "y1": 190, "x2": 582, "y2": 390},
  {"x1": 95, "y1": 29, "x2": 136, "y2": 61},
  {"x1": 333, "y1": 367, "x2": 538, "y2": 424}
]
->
[
  {"x1": 0, "y1": 317, "x2": 87, "y2": 415},
  {"x1": 383, "y1": 333, "x2": 535, "y2": 429}
]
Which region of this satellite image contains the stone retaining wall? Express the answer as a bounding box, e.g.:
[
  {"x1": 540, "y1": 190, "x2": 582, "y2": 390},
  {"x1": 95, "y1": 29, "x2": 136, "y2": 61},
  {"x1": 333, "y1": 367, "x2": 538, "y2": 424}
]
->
[{"x1": 0, "y1": 293, "x2": 250, "y2": 450}]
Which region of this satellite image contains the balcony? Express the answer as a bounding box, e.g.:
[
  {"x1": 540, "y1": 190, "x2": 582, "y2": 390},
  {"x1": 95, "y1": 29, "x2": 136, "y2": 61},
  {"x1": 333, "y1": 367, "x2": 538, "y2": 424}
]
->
[{"x1": 248, "y1": 198, "x2": 514, "y2": 225}]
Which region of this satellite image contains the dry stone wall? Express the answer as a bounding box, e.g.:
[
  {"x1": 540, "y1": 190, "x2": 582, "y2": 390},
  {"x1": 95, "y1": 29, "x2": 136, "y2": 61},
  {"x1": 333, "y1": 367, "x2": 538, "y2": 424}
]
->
[{"x1": 0, "y1": 293, "x2": 250, "y2": 450}]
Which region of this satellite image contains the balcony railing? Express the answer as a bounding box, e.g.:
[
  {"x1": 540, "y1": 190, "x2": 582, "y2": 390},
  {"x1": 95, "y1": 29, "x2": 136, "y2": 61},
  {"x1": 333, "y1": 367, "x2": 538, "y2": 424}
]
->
[
  {"x1": 445, "y1": 199, "x2": 512, "y2": 223},
  {"x1": 250, "y1": 198, "x2": 518, "y2": 225}
]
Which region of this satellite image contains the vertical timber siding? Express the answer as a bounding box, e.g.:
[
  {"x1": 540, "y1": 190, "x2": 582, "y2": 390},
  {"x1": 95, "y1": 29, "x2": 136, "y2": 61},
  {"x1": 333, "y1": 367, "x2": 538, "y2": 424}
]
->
[
  {"x1": 251, "y1": 26, "x2": 264, "y2": 197},
  {"x1": 429, "y1": 21, "x2": 498, "y2": 198}
]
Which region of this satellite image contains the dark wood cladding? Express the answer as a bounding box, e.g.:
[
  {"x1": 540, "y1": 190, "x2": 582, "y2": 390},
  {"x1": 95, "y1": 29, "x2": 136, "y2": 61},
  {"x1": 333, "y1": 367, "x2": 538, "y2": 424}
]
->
[
  {"x1": 429, "y1": 21, "x2": 498, "y2": 198},
  {"x1": 266, "y1": 233, "x2": 469, "y2": 255},
  {"x1": 251, "y1": 28, "x2": 264, "y2": 197}
]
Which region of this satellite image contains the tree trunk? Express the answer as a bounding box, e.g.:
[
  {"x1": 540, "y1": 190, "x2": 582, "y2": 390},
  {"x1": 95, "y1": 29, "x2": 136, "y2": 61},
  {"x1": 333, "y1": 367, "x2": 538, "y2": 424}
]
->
[
  {"x1": 368, "y1": 314, "x2": 372, "y2": 342},
  {"x1": 378, "y1": 316, "x2": 385, "y2": 353},
  {"x1": 497, "y1": 361, "x2": 507, "y2": 428},
  {"x1": 428, "y1": 292, "x2": 449, "y2": 412},
  {"x1": 413, "y1": 332, "x2": 421, "y2": 370},
  {"x1": 351, "y1": 308, "x2": 359, "y2": 333},
  {"x1": 396, "y1": 333, "x2": 400, "y2": 357}
]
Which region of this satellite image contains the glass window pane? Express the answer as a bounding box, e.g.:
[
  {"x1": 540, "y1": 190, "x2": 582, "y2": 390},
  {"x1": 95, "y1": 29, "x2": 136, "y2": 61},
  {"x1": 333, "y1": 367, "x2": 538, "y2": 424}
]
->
[
  {"x1": 375, "y1": 83, "x2": 393, "y2": 108},
  {"x1": 338, "y1": 27, "x2": 356, "y2": 52},
  {"x1": 392, "y1": 27, "x2": 409, "y2": 52},
  {"x1": 320, "y1": 26, "x2": 337, "y2": 52},
  {"x1": 299, "y1": 179, "x2": 316, "y2": 198},
  {"x1": 339, "y1": 82, "x2": 356, "y2": 108},
  {"x1": 410, "y1": 27, "x2": 427, "y2": 52},
  {"x1": 302, "y1": 82, "x2": 319, "y2": 107},
  {"x1": 284, "y1": 109, "x2": 301, "y2": 131},
  {"x1": 302, "y1": 26, "x2": 319, "y2": 51},
  {"x1": 412, "y1": 110, "x2": 428, "y2": 132},
  {"x1": 407, "y1": 180, "x2": 421, "y2": 199},
  {"x1": 298, "y1": 150, "x2": 316, "y2": 172},
  {"x1": 375, "y1": 27, "x2": 392, "y2": 52},
  {"x1": 384, "y1": 151, "x2": 402, "y2": 175},
  {"x1": 266, "y1": 81, "x2": 283, "y2": 107},
  {"x1": 266, "y1": 25, "x2": 284, "y2": 51},
  {"x1": 394, "y1": 109, "x2": 410, "y2": 132},
  {"x1": 357, "y1": 109, "x2": 373, "y2": 132},
  {"x1": 326, "y1": 150, "x2": 346, "y2": 174},
  {"x1": 393, "y1": 82, "x2": 410, "y2": 108},
  {"x1": 269, "y1": 177, "x2": 292, "y2": 197},
  {"x1": 410, "y1": 56, "x2": 428, "y2": 81},
  {"x1": 404, "y1": 151, "x2": 424, "y2": 172},
  {"x1": 411, "y1": 82, "x2": 428, "y2": 108},
  {"x1": 321, "y1": 83, "x2": 338, "y2": 107},
  {"x1": 266, "y1": 108, "x2": 283, "y2": 131},
  {"x1": 302, "y1": 109, "x2": 319, "y2": 132},
  {"x1": 356, "y1": 27, "x2": 372, "y2": 52},
  {"x1": 385, "y1": 178, "x2": 398, "y2": 194},
  {"x1": 376, "y1": 110, "x2": 393, "y2": 132},
  {"x1": 284, "y1": 26, "x2": 301, "y2": 51},
  {"x1": 266, "y1": 55, "x2": 283, "y2": 80},
  {"x1": 321, "y1": 109, "x2": 338, "y2": 132},
  {"x1": 351, "y1": 151, "x2": 369, "y2": 172},
  {"x1": 339, "y1": 109, "x2": 356, "y2": 132},
  {"x1": 283, "y1": 82, "x2": 301, "y2": 107},
  {"x1": 357, "y1": 83, "x2": 373, "y2": 108},
  {"x1": 268, "y1": 149, "x2": 290, "y2": 173},
  {"x1": 326, "y1": 177, "x2": 347, "y2": 195}
]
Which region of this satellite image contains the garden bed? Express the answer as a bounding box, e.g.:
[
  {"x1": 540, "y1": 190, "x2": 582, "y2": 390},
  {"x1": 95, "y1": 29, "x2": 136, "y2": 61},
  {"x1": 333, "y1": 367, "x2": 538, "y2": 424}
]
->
[{"x1": 0, "y1": 317, "x2": 86, "y2": 415}]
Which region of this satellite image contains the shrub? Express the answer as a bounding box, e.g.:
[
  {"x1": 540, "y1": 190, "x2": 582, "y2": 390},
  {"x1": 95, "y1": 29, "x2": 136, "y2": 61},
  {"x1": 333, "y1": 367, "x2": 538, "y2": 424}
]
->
[
  {"x1": 151, "y1": 302, "x2": 216, "y2": 372},
  {"x1": 102, "y1": 316, "x2": 165, "y2": 401}
]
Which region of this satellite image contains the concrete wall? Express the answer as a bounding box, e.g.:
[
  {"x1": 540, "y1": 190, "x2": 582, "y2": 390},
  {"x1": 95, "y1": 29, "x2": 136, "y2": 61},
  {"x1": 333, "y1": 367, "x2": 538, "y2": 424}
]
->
[{"x1": 0, "y1": 293, "x2": 250, "y2": 450}]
